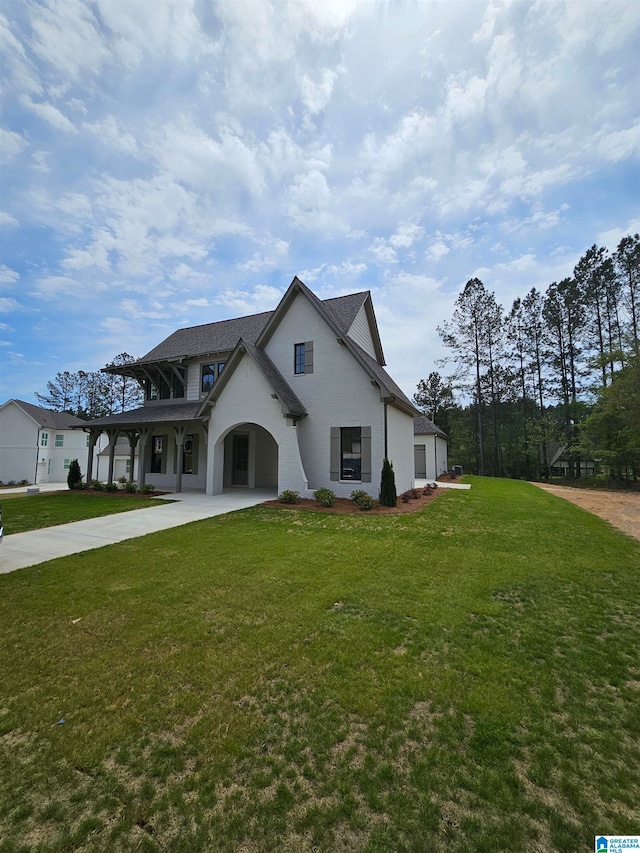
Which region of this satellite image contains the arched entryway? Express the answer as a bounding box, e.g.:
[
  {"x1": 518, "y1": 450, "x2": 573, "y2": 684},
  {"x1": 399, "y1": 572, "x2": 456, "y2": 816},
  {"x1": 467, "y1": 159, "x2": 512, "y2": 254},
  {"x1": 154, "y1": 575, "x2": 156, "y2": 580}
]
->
[{"x1": 219, "y1": 423, "x2": 278, "y2": 490}]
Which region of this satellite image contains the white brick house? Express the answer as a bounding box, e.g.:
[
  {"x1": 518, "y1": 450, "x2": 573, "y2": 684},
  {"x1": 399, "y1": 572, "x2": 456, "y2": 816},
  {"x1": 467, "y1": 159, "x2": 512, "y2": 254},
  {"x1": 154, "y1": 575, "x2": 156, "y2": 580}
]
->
[
  {"x1": 0, "y1": 400, "x2": 91, "y2": 484},
  {"x1": 83, "y1": 278, "x2": 419, "y2": 498}
]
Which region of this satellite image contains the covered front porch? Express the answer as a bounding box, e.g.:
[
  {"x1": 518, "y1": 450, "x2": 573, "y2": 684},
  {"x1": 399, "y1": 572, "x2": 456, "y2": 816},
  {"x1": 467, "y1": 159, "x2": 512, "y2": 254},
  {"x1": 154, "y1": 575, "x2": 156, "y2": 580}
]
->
[{"x1": 81, "y1": 403, "x2": 208, "y2": 494}]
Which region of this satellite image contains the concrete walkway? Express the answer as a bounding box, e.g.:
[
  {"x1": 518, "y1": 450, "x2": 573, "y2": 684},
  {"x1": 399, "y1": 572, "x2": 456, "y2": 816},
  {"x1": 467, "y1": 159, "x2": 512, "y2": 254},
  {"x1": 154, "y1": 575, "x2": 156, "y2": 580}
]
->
[{"x1": 0, "y1": 489, "x2": 276, "y2": 575}]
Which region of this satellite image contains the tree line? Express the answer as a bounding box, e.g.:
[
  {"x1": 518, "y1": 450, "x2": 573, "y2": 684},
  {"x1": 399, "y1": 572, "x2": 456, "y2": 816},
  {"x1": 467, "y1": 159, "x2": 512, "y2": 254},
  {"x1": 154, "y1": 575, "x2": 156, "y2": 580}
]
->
[
  {"x1": 415, "y1": 234, "x2": 639, "y2": 481},
  {"x1": 35, "y1": 353, "x2": 144, "y2": 420}
]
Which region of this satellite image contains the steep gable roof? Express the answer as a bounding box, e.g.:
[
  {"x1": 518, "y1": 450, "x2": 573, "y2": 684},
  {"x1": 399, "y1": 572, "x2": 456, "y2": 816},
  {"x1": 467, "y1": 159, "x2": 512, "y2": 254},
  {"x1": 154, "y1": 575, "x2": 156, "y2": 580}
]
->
[
  {"x1": 3, "y1": 399, "x2": 87, "y2": 430},
  {"x1": 201, "y1": 338, "x2": 307, "y2": 418},
  {"x1": 128, "y1": 288, "x2": 376, "y2": 368},
  {"x1": 135, "y1": 310, "x2": 273, "y2": 365}
]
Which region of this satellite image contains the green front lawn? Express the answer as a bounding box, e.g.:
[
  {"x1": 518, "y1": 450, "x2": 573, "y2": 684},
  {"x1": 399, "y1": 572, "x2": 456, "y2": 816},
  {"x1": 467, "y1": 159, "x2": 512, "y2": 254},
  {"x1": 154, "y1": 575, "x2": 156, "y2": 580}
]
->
[
  {"x1": 1, "y1": 477, "x2": 638, "y2": 852},
  {"x1": 1, "y1": 491, "x2": 166, "y2": 535}
]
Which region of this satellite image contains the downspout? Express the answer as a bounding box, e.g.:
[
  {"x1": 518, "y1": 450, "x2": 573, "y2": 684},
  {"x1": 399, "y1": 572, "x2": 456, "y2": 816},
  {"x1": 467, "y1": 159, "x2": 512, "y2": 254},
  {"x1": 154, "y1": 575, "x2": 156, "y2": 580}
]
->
[
  {"x1": 434, "y1": 437, "x2": 438, "y2": 478},
  {"x1": 34, "y1": 429, "x2": 40, "y2": 485},
  {"x1": 383, "y1": 402, "x2": 388, "y2": 459}
]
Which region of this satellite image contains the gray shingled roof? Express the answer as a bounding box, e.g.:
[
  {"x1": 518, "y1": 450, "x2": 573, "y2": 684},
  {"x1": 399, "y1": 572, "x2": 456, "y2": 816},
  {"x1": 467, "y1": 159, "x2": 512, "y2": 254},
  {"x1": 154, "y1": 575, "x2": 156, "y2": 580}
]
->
[
  {"x1": 134, "y1": 292, "x2": 370, "y2": 367},
  {"x1": 137, "y1": 310, "x2": 273, "y2": 364},
  {"x1": 83, "y1": 402, "x2": 204, "y2": 428},
  {"x1": 241, "y1": 341, "x2": 307, "y2": 417},
  {"x1": 414, "y1": 414, "x2": 448, "y2": 439},
  {"x1": 8, "y1": 400, "x2": 87, "y2": 429},
  {"x1": 320, "y1": 291, "x2": 368, "y2": 333}
]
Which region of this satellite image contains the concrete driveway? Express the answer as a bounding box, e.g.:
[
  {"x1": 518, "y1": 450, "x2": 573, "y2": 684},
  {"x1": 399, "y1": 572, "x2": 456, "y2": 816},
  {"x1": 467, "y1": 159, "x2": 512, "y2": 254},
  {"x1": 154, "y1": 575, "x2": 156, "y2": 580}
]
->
[{"x1": 0, "y1": 489, "x2": 275, "y2": 575}]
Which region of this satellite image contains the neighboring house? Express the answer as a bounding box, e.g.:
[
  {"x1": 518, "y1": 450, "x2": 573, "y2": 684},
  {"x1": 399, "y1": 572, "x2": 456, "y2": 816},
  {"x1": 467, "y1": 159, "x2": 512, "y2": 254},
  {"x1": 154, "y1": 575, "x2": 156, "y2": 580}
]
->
[
  {"x1": 413, "y1": 415, "x2": 449, "y2": 480},
  {"x1": 0, "y1": 399, "x2": 92, "y2": 484},
  {"x1": 547, "y1": 442, "x2": 598, "y2": 477},
  {"x1": 95, "y1": 437, "x2": 139, "y2": 483},
  {"x1": 82, "y1": 277, "x2": 419, "y2": 498}
]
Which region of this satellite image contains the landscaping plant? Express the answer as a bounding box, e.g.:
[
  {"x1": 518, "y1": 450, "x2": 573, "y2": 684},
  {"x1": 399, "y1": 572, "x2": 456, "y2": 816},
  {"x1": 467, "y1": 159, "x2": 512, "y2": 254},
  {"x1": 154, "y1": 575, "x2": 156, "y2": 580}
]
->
[
  {"x1": 379, "y1": 456, "x2": 397, "y2": 506},
  {"x1": 66, "y1": 459, "x2": 83, "y2": 490}
]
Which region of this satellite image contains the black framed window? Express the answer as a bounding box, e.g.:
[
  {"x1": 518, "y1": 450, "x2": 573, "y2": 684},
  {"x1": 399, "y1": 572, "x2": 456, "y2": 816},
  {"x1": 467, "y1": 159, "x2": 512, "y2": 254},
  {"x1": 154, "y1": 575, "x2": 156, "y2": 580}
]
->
[
  {"x1": 341, "y1": 427, "x2": 361, "y2": 480},
  {"x1": 183, "y1": 435, "x2": 193, "y2": 474},
  {"x1": 201, "y1": 363, "x2": 216, "y2": 393},
  {"x1": 150, "y1": 435, "x2": 164, "y2": 474},
  {"x1": 294, "y1": 343, "x2": 305, "y2": 375}
]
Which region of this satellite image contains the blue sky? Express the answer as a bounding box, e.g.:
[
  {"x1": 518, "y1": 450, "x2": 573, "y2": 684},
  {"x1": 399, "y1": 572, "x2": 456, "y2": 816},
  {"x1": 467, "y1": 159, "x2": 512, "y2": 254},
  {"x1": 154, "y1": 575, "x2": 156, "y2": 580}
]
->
[{"x1": 1, "y1": 0, "x2": 639, "y2": 405}]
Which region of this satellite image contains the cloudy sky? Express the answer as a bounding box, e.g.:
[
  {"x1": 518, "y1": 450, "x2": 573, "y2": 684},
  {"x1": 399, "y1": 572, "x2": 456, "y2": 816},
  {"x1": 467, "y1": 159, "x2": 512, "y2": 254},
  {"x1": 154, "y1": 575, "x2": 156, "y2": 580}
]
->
[{"x1": 1, "y1": 0, "x2": 639, "y2": 406}]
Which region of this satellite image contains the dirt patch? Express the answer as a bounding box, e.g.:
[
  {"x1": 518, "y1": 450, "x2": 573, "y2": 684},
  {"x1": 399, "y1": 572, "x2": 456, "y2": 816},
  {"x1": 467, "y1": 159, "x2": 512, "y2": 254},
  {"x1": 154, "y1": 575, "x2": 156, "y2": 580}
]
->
[
  {"x1": 261, "y1": 488, "x2": 445, "y2": 515},
  {"x1": 531, "y1": 483, "x2": 640, "y2": 542}
]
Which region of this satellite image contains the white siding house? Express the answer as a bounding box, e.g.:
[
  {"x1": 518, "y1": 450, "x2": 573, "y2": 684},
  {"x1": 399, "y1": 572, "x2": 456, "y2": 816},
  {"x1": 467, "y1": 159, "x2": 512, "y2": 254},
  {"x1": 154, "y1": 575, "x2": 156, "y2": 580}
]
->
[
  {"x1": 413, "y1": 415, "x2": 449, "y2": 480},
  {"x1": 0, "y1": 400, "x2": 91, "y2": 484},
  {"x1": 82, "y1": 278, "x2": 419, "y2": 498}
]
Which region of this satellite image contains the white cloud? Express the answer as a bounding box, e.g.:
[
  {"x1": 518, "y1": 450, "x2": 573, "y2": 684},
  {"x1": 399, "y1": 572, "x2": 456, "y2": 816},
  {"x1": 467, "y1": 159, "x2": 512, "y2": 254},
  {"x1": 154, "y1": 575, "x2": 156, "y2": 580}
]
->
[
  {"x1": 29, "y1": 0, "x2": 109, "y2": 82},
  {"x1": 0, "y1": 297, "x2": 20, "y2": 312},
  {"x1": 83, "y1": 115, "x2": 138, "y2": 154},
  {"x1": 389, "y1": 222, "x2": 425, "y2": 249},
  {"x1": 368, "y1": 238, "x2": 397, "y2": 265},
  {"x1": 20, "y1": 96, "x2": 77, "y2": 133},
  {"x1": 213, "y1": 284, "x2": 284, "y2": 314},
  {"x1": 0, "y1": 265, "x2": 19, "y2": 284},
  {"x1": 300, "y1": 68, "x2": 340, "y2": 116},
  {"x1": 0, "y1": 127, "x2": 27, "y2": 162},
  {"x1": 0, "y1": 211, "x2": 19, "y2": 228}
]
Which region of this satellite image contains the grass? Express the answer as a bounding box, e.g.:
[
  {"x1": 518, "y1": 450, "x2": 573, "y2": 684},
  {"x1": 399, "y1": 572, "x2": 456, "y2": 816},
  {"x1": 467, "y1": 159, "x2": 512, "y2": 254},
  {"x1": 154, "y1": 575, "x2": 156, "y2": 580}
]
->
[
  {"x1": 0, "y1": 476, "x2": 638, "y2": 852},
  {"x1": 0, "y1": 491, "x2": 166, "y2": 535}
]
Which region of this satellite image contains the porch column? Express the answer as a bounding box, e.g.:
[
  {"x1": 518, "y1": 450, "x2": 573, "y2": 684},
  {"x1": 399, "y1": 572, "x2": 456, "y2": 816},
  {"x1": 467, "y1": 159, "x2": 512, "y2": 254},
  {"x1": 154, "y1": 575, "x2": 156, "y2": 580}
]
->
[
  {"x1": 86, "y1": 429, "x2": 101, "y2": 484},
  {"x1": 106, "y1": 428, "x2": 119, "y2": 484},
  {"x1": 174, "y1": 425, "x2": 187, "y2": 494},
  {"x1": 124, "y1": 431, "x2": 139, "y2": 483},
  {"x1": 137, "y1": 427, "x2": 152, "y2": 489}
]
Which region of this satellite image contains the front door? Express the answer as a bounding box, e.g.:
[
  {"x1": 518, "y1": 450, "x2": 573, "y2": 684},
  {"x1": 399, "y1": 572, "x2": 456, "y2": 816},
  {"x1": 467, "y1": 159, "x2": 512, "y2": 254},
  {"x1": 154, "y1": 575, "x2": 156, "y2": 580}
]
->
[{"x1": 231, "y1": 434, "x2": 249, "y2": 486}]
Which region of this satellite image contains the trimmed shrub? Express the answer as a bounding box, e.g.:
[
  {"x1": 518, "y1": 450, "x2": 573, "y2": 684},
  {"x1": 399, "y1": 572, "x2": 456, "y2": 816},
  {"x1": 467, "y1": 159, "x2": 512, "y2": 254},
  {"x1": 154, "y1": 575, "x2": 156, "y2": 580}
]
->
[
  {"x1": 19, "y1": 479, "x2": 29, "y2": 486},
  {"x1": 351, "y1": 489, "x2": 373, "y2": 511},
  {"x1": 117, "y1": 475, "x2": 127, "y2": 485},
  {"x1": 67, "y1": 459, "x2": 83, "y2": 490},
  {"x1": 279, "y1": 490, "x2": 299, "y2": 504},
  {"x1": 141, "y1": 484, "x2": 155, "y2": 494},
  {"x1": 355, "y1": 494, "x2": 373, "y2": 511},
  {"x1": 124, "y1": 482, "x2": 137, "y2": 493},
  {"x1": 90, "y1": 479, "x2": 105, "y2": 491},
  {"x1": 379, "y1": 457, "x2": 397, "y2": 507},
  {"x1": 313, "y1": 487, "x2": 336, "y2": 507},
  {"x1": 105, "y1": 481, "x2": 118, "y2": 492}
]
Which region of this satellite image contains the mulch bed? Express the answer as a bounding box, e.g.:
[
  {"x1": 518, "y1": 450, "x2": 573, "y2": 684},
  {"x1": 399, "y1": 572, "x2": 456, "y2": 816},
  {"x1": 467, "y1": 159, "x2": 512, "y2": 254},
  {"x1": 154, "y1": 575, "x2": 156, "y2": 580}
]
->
[{"x1": 261, "y1": 488, "x2": 445, "y2": 515}]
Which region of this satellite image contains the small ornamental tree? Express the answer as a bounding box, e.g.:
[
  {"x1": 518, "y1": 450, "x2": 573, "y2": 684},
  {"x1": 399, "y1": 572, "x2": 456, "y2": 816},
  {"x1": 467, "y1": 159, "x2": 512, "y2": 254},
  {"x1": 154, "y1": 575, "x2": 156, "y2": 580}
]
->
[
  {"x1": 67, "y1": 459, "x2": 83, "y2": 490},
  {"x1": 379, "y1": 457, "x2": 397, "y2": 507}
]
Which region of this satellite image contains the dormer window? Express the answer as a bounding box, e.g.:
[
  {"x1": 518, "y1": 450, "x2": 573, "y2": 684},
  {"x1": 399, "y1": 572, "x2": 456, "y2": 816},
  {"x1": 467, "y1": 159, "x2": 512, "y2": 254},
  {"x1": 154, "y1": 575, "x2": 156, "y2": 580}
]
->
[{"x1": 294, "y1": 342, "x2": 313, "y2": 375}]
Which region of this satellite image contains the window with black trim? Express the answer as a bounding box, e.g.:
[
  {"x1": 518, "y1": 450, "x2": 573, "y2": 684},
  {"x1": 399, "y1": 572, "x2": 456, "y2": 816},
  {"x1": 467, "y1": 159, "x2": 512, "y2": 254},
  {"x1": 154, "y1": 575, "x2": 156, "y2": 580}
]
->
[
  {"x1": 201, "y1": 363, "x2": 216, "y2": 393},
  {"x1": 41, "y1": 432, "x2": 48, "y2": 447},
  {"x1": 150, "y1": 435, "x2": 165, "y2": 474},
  {"x1": 341, "y1": 427, "x2": 361, "y2": 480},
  {"x1": 294, "y1": 341, "x2": 313, "y2": 375},
  {"x1": 183, "y1": 435, "x2": 194, "y2": 474}
]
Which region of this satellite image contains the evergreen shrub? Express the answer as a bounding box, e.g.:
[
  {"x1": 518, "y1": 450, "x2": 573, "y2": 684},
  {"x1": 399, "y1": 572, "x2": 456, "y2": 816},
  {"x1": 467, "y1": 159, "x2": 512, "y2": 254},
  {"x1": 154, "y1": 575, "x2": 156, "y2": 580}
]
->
[{"x1": 379, "y1": 458, "x2": 397, "y2": 507}]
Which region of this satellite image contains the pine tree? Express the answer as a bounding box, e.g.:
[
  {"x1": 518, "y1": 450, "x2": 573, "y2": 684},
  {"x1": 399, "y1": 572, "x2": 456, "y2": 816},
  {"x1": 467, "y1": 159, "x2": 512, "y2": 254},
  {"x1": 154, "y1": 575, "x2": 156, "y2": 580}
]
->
[{"x1": 379, "y1": 458, "x2": 397, "y2": 507}]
